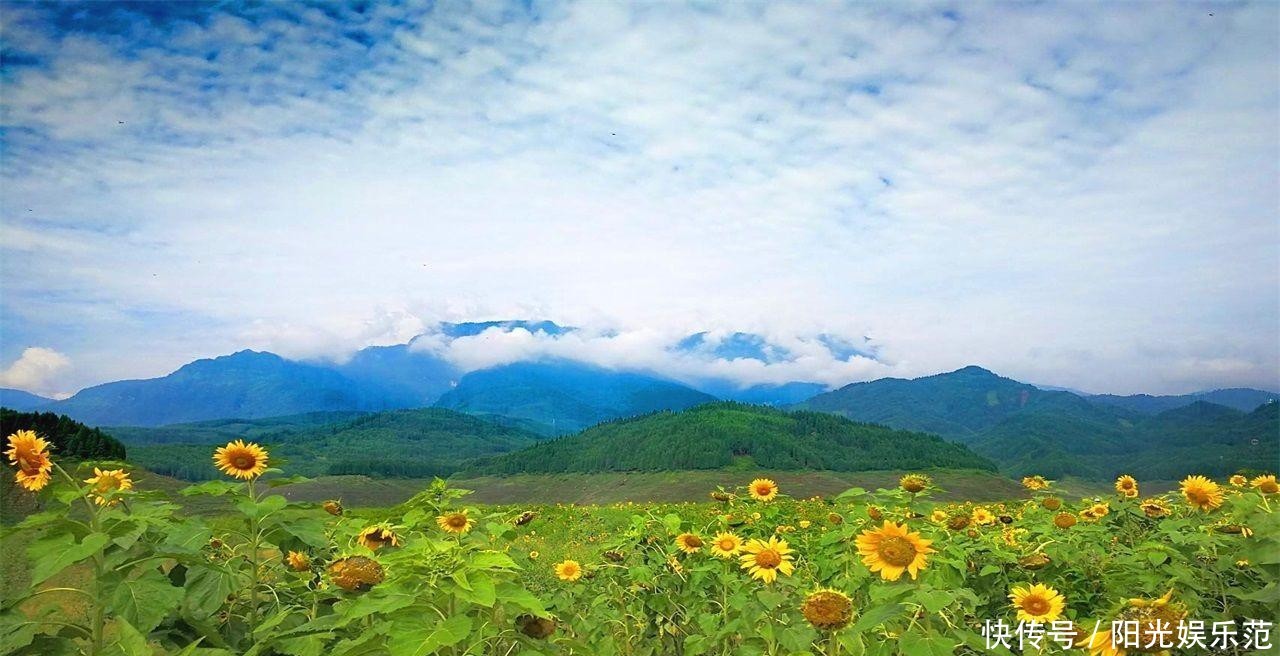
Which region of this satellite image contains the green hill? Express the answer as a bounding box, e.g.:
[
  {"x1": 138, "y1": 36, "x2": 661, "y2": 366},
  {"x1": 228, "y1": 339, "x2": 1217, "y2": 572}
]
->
[
  {"x1": 971, "y1": 401, "x2": 1278, "y2": 479},
  {"x1": 469, "y1": 402, "x2": 996, "y2": 475},
  {"x1": 123, "y1": 408, "x2": 545, "y2": 480}
]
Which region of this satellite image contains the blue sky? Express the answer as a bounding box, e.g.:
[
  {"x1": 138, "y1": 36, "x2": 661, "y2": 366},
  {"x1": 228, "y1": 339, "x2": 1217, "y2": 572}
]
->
[{"x1": 1, "y1": 0, "x2": 1277, "y2": 397}]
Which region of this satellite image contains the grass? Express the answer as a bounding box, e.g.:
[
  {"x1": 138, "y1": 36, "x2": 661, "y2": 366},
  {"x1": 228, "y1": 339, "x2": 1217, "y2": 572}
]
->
[{"x1": 269, "y1": 468, "x2": 1031, "y2": 507}]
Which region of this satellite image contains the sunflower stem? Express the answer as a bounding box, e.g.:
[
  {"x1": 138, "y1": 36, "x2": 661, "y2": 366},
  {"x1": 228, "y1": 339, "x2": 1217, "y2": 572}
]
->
[
  {"x1": 246, "y1": 477, "x2": 261, "y2": 647},
  {"x1": 52, "y1": 461, "x2": 108, "y2": 654}
]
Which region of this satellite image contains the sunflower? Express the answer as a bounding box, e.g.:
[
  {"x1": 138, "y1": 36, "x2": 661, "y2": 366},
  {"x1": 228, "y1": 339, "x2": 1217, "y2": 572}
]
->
[
  {"x1": 1009, "y1": 583, "x2": 1066, "y2": 623},
  {"x1": 1139, "y1": 498, "x2": 1170, "y2": 519},
  {"x1": 84, "y1": 467, "x2": 133, "y2": 506},
  {"x1": 516, "y1": 615, "x2": 556, "y2": 639},
  {"x1": 899, "y1": 474, "x2": 930, "y2": 493},
  {"x1": 1018, "y1": 553, "x2": 1051, "y2": 570},
  {"x1": 1229, "y1": 474, "x2": 1247, "y2": 487},
  {"x1": 1114, "y1": 475, "x2": 1139, "y2": 498},
  {"x1": 1080, "y1": 502, "x2": 1110, "y2": 521},
  {"x1": 1021, "y1": 475, "x2": 1049, "y2": 491},
  {"x1": 328, "y1": 556, "x2": 384, "y2": 592},
  {"x1": 357, "y1": 525, "x2": 401, "y2": 550},
  {"x1": 212, "y1": 440, "x2": 268, "y2": 480},
  {"x1": 972, "y1": 507, "x2": 996, "y2": 525},
  {"x1": 929, "y1": 510, "x2": 948, "y2": 523},
  {"x1": 1251, "y1": 474, "x2": 1278, "y2": 495},
  {"x1": 801, "y1": 589, "x2": 853, "y2": 631},
  {"x1": 946, "y1": 514, "x2": 971, "y2": 531},
  {"x1": 436, "y1": 510, "x2": 475, "y2": 534},
  {"x1": 1041, "y1": 497, "x2": 1062, "y2": 511},
  {"x1": 827, "y1": 512, "x2": 844, "y2": 525},
  {"x1": 554, "y1": 559, "x2": 583, "y2": 582},
  {"x1": 748, "y1": 478, "x2": 779, "y2": 502},
  {"x1": 322, "y1": 500, "x2": 343, "y2": 516},
  {"x1": 5, "y1": 430, "x2": 53, "y2": 492},
  {"x1": 1180, "y1": 475, "x2": 1223, "y2": 511},
  {"x1": 1053, "y1": 512, "x2": 1077, "y2": 529},
  {"x1": 1092, "y1": 590, "x2": 1185, "y2": 655},
  {"x1": 855, "y1": 521, "x2": 934, "y2": 581},
  {"x1": 675, "y1": 533, "x2": 704, "y2": 554},
  {"x1": 514, "y1": 510, "x2": 537, "y2": 526},
  {"x1": 286, "y1": 551, "x2": 311, "y2": 571},
  {"x1": 738, "y1": 536, "x2": 794, "y2": 584},
  {"x1": 798, "y1": 519, "x2": 811, "y2": 529}
]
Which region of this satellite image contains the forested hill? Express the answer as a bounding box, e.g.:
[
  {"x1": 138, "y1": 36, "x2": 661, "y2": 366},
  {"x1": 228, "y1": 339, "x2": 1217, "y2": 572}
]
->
[
  {"x1": 0, "y1": 408, "x2": 126, "y2": 460},
  {"x1": 469, "y1": 402, "x2": 996, "y2": 475},
  {"x1": 121, "y1": 407, "x2": 546, "y2": 480}
]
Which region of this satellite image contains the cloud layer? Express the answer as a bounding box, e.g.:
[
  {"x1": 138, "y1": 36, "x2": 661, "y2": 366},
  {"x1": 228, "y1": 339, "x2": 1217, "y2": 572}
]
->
[{"x1": 1, "y1": 1, "x2": 1277, "y2": 396}]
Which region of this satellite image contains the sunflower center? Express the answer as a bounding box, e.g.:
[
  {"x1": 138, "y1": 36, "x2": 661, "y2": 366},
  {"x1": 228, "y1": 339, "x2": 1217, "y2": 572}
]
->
[
  {"x1": 754, "y1": 485, "x2": 772, "y2": 496},
  {"x1": 447, "y1": 515, "x2": 467, "y2": 528},
  {"x1": 877, "y1": 536, "x2": 917, "y2": 567},
  {"x1": 1187, "y1": 489, "x2": 1208, "y2": 504},
  {"x1": 233, "y1": 454, "x2": 255, "y2": 470},
  {"x1": 1261, "y1": 481, "x2": 1279, "y2": 494},
  {"x1": 754, "y1": 548, "x2": 782, "y2": 568},
  {"x1": 1023, "y1": 597, "x2": 1049, "y2": 615},
  {"x1": 684, "y1": 536, "x2": 703, "y2": 548},
  {"x1": 718, "y1": 538, "x2": 736, "y2": 551}
]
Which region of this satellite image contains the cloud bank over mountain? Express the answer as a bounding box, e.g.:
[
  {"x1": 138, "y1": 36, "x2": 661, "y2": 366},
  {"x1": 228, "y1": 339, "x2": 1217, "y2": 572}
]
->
[{"x1": 1, "y1": 2, "x2": 1276, "y2": 396}]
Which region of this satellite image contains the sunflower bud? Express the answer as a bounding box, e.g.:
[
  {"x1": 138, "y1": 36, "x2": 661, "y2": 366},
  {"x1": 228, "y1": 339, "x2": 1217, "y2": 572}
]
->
[
  {"x1": 514, "y1": 511, "x2": 537, "y2": 526},
  {"x1": 328, "y1": 556, "x2": 384, "y2": 592},
  {"x1": 801, "y1": 590, "x2": 853, "y2": 631},
  {"x1": 322, "y1": 500, "x2": 343, "y2": 516},
  {"x1": 516, "y1": 614, "x2": 556, "y2": 639}
]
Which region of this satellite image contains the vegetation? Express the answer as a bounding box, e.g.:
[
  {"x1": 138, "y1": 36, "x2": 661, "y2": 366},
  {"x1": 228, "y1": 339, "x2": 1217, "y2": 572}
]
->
[
  {"x1": 0, "y1": 408, "x2": 125, "y2": 460},
  {"x1": 470, "y1": 403, "x2": 996, "y2": 475},
  {"x1": 795, "y1": 367, "x2": 1279, "y2": 481},
  {"x1": 2, "y1": 430, "x2": 1275, "y2": 655},
  {"x1": 122, "y1": 408, "x2": 544, "y2": 480}
]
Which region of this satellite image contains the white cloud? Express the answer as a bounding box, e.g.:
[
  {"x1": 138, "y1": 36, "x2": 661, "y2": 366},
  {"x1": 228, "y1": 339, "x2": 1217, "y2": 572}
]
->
[
  {"x1": 0, "y1": 1, "x2": 1276, "y2": 395},
  {"x1": 0, "y1": 347, "x2": 73, "y2": 398}
]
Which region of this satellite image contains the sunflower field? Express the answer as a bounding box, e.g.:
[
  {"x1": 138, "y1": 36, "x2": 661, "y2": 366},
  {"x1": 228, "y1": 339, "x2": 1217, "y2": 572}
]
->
[{"x1": 2, "y1": 431, "x2": 1278, "y2": 655}]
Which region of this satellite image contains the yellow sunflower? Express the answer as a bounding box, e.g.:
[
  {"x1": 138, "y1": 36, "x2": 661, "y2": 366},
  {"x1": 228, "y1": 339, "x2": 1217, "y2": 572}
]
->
[
  {"x1": 748, "y1": 478, "x2": 779, "y2": 502},
  {"x1": 1041, "y1": 497, "x2": 1062, "y2": 511},
  {"x1": 1021, "y1": 475, "x2": 1049, "y2": 491},
  {"x1": 1180, "y1": 475, "x2": 1223, "y2": 511},
  {"x1": 554, "y1": 559, "x2": 583, "y2": 582},
  {"x1": 1080, "y1": 502, "x2": 1110, "y2": 521},
  {"x1": 854, "y1": 521, "x2": 934, "y2": 581},
  {"x1": 738, "y1": 536, "x2": 794, "y2": 584},
  {"x1": 1139, "y1": 498, "x2": 1170, "y2": 518},
  {"x1": 436, "y1": 510, "x2": 475, "y2": 534},
  {"x1": 286, "y1": 551, "x2": 311, "y2": 571},
  {"x1": 710, "y1": 532, "x2": 743, "y2": 558},
  {"x1": 84, "y1": 467, "x2": 133, "y2": 506},
  {"x1": 1053, "y1": 512, "x2": 1077, "y2": 529},
  {"x1": 357, "y1": 525, "x2": 401, "y2": 550},
  {"x1": 675, "y1": 533, "x2": 704, "y2": 554},
  {"x1": 972, "y1": 507, "x2": 996, "y2": 525},
  {"x1": 1229, "y1": 474, "x2": 1247, "y2": 487},
  {"x1": 212, "y1": 440, "x2": 268, "y2": 480},
  {"x1": 5, "y1": 430, "x2": 53, "y2": 492},
  {"x1": 1009, "y1": 583, "x2": 1066, "y2": 623},
  {"x1": 929, "y1": 510, "x2": 948, "y2": 523},
  {"x1": 1251, "y1": 474, "x2": 1278, "y2": 495},
  {"x1": 899, "y1": 474, "x2": 930, "y2": 493},
  {"x1": 801, "y1": 589, "x2": 853, "y2": 631},
  {"x1": 1114, "y1": 475, "x2": 1138, "y2": 498},
  {"x1": 322, "y1": 499, "x2": 343, "y2": 516},
  {"x1": 328, "y1": 556, "x2": 384, "y2": 592}
]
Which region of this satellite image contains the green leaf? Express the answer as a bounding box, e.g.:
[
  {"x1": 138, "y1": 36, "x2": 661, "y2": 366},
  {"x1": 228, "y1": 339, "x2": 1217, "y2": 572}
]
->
[
  {"x1": 110, "y1": 569, "x2": 185, "y2": 633},
  {"x1": 900, "y1": 631, "x2": 959, "y2": 656},
  {"x1": 387, "y1": 615, "x2": 472, "y2": 656},
  {"x1": 182, "y1": 565, "x2": 234, "y2": 619},
  {"x1": 102, "y1": 617, "x2": 151, "y2": 656},
  {"x1": 31, "y1": 532, "x2": 110, "y2": 585},
  {"x1": 336, "y1": 590, "x2": 417, "y2": 620},
  {"x1": 495, "y1": 582, "x2": 548, "y2": 616},
  {"x1": 470, "y1": 551, "x2": 518, "y2": 570},
  {"x1": 180, "y1": 480, "x2": 239, "y2": 497},
  {"x1": 851, "y1": 603, "x2": 902, "y2": 635},
  {"x1": 456, "y1": 574, "x2": 496, "y2": 607}
]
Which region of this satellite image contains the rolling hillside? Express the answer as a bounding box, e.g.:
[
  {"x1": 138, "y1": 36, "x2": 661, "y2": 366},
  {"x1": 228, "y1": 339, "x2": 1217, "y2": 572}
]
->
[
  {"x1": 123, "y1": 407, "x2": 546, "y2": 480},
  {"x1": 1088, "y1": 388, "x2": 1278, "y2": 414},
  {"x1": 469, "y1": 402, "x2": 995, "y2": 475},
  {"x1": 435, "y1": 360, "x2": 718, "y2": 434}
]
